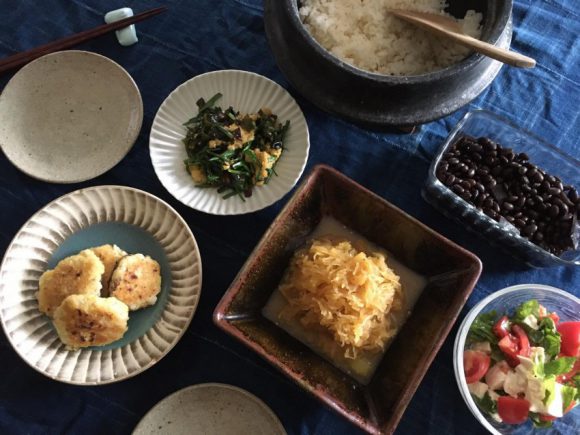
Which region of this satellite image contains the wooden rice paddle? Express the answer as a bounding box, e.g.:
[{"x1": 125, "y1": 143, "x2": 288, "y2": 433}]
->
[{"x1": 388, "y1": 9, "x2": 536, "y2": 68}]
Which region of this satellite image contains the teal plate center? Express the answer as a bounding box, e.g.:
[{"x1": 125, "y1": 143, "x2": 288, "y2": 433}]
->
[{"x1": 48, "y1": 222, "x2": 172, "y2": 350}]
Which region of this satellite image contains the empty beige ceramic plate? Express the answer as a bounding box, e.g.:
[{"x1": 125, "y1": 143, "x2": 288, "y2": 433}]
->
[
  {"x1": 0, "y1": 50, "x2": 143, "y2": 183},
  {"x1": 132, "y1": 383, "x2": 286, "y2": 435}
]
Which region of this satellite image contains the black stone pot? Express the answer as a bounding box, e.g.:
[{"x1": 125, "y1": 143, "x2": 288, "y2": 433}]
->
[{"x1": 264, "y1": 0, "x2": 513, "y2": 129}]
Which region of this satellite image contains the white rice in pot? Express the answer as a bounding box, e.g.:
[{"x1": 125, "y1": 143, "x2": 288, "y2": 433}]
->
[{"x1": 299, "y1": 0, "x2": 483, "y2": 76}]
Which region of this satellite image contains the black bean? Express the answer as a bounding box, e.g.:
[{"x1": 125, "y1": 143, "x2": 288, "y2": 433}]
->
[
  {"x1": 560, "y1": 193, "x2": 574, "y2": 207},
  {"x1": 502, "y1": 168, "x2": 514, "y2": 179},
  {"x1": 444, "y1": 174, "x2": 456, "y2": 186},
  {"x1": 501, "y1": 147, "x2": 513, "y2": 156},
  {"x1": 521, "y1": 224, "x2": 538, "y2": 236},
  {"x1": 502, "y1": 202, "x2": 515, "y2": 212},
  {"x1": 515, "y1": 218, "x2": 527, "y2": 228},
  {"x1": 452, "y1": 185, "x2": 464, "y2": 195},
  {"x1": 470, "y1": 143, "x2": 483, "y2": 153},
  {"x1": 484, "y1": 156, "x2": 496, "y2": 166},
  {"x1": 548, "y1": 187, "x2": 562, "y2": 195},
  {"x1": 521, "y1": 184, "x2": 532, "y2": 193},
  {"x1": 478, "y1": 137, "x2": 497, "y2": 150},
  {"x1": 527, "y1": 210, "x2": 539, "y2": 220},
  {"x1": 541, "y1": 180, "x2": 551, "y2": 192},
  {"x1": 527, "y1": 168, "x2": 544, "y2": 183},
  {"x1": 520, "y1": 176, "x2": 530, "y2": 185},
  {"x1": 526, "y1": 198, "x2": 536, "y2": 207}
]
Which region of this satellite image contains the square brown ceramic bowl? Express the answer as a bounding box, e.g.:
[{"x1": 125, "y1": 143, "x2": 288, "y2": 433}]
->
[{"x1": 213, "y1": 164, "x2": 482, "y2": 434}]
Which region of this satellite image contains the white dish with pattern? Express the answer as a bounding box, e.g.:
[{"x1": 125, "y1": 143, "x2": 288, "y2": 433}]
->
[
  {"x1": 0, "y1": 185, "x2": 202, "y2": 385},
  {"x1": 149, "y1": 69, "x2": 309, "y2": 215}
]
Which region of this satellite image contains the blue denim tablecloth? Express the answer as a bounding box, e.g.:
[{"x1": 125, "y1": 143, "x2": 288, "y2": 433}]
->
[{"x1": 0, "y1": 1, "x2": 578, "y2": 434}]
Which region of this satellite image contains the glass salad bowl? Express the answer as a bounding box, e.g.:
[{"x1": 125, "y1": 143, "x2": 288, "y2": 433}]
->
[{"x1": 454, "y1": 284, "x2": 580, "y2": 434}]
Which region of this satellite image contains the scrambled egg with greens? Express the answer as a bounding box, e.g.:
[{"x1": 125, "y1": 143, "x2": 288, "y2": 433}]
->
[{"x1": 183, "y1": 93, "x2": 289, "y2": 200}]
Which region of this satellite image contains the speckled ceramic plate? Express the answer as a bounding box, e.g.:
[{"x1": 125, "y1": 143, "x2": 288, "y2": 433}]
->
[
  {"x1": 0, "y1": 186, "x2": 202, "y2": 385},
  {"x1": 0, "y1": 50, "x2": 143, "y2": 183},
  {"x1": 149, "y1": 69, "x2": 309, "y2": 215},
  {"x1": 132, "y1": 383, "x2": 286, "y2": 435}
]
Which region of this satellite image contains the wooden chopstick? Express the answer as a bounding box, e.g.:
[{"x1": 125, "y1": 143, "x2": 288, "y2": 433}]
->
[{"x1": 0, "y1": 6, "x2": 168, "y2": 74}]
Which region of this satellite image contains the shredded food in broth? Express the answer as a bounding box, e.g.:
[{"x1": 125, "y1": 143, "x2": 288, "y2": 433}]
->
[{"x1": 279, "y1": 239, "x2": 403, "y2": 359}]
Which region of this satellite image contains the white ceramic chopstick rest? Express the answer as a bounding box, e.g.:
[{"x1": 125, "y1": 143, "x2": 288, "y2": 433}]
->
[{"x1": 104, "y1": 7, "x2": 138, "y2": 46}]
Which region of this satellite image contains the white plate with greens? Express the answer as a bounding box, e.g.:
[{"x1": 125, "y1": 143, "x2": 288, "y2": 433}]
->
[{"x1": 149, "y1": 69, "x2": 309, "y2": 215}]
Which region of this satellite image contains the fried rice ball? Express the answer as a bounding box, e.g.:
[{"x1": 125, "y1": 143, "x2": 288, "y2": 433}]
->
[
  {"x1": 53, "y1": 294, "x2": 129, "y2": 349},
  {"x1": 109, "y1": 254, "x2": 161, "y2": 310},
  {"x1": 38, "y1": 250, "x2": 104, "y2": 317},
  {"x1": 89, "y1": 244, "x2": 127, "y2": 296}
]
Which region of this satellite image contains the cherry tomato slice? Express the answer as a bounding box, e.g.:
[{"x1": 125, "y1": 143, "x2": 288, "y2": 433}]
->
[
  {"x1": 464, "y1": 350, "x2": 491, "y2": 384},
  {"x1": 512, "y1": 324, "x2": 531, "y2": 357},
  {"x1": 498, "y1": 334, "x2": 520, "y2": 367},
  {"x1": 539, "y1": 414, "x2": 556, "y2": 422},
  {"x1": 493, "y1": 315, "x2": 510, "y2": 339},
  {"x1": 497, "y1": 396, "x2": 530, "y2": 424},
  {"x1": 557, "y1": 321, "x2": 580, "y2": 357}
]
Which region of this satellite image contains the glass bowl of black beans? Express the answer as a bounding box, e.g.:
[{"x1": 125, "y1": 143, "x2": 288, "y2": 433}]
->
[{"x1": 423, "y1": 110, "x2": 580, "y2": 267}]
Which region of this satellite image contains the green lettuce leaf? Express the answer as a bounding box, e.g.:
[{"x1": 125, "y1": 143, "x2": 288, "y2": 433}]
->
[
  {"x1": 544, "y1": 357, "x2": 577, "y2": 376},
  {"x1": 526, "y1": 317, "x2": 561, "y2": 359},
  {"x1": 468, "y1": 310, "x2": 498, "y2": 345},
  {"x1": 573, "y1": 374, "x2": 580, "y2": 401},
  {"x1": 472, "y1": 392, "x2": 497, "y2": 416},
  {"x1": 512, "y1": 300, "x2": 540, "y2": 323},
  {"x1": 543, "y1": 377, "x2": 555, "y2": 406},
  {"x1": 561, "y1": 385, "x2": 578, "y2": 411}
]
